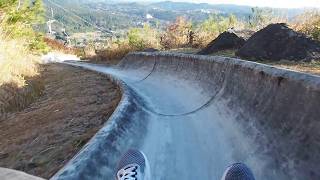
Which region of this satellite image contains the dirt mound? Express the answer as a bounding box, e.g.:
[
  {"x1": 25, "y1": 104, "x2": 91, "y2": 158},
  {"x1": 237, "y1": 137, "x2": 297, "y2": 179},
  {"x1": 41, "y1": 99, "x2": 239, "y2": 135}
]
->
[
  {"x1": 141, "y1": 48, "x2": 159, "y2": 52},
  {"x1": 233, "y1": 29, "x2": 255, "y2": 40},
  {"x1": 197, "y1": 31, "x2": 246, "y2": 55},
  {"x1": 236, "y1": 23, "x2": 320, "y2": 62}
]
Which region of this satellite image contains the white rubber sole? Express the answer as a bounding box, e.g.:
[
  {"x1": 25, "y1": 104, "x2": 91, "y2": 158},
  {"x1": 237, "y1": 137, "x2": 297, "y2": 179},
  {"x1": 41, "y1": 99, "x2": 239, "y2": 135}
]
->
[{"x1": 140, "y1": 150, "x2": 151, "y2": 180}]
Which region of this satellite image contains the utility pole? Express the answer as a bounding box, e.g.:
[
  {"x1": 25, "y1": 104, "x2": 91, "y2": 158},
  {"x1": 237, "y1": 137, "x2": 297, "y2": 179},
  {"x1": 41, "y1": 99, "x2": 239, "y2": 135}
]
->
[
  {"x1": 47, "y1": 8, "x2": 56, "y2": 34},
  {"x1": 17, "y1": 0, "x2": 21, "y2": 11},
  {"x1": 51, "y1": 7, "x2": 54, "y2": 19},
  {"x1": 62, "y1": 27, "x2": 71, "y2": 45},
  {"x1": 47, "y1": 20, "x2": 56, "y2": 34}
]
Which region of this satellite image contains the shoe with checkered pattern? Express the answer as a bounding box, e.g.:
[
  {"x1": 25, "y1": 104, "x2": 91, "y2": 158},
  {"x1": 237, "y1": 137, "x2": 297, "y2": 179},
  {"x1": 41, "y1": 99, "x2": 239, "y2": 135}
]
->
[{"x1": 116, "y1": 149, "x2": 150, "y2": 180}]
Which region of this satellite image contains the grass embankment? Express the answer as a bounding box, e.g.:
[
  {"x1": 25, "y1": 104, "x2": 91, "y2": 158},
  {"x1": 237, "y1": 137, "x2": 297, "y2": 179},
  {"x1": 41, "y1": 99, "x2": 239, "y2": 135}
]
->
[
  {"x1": 0, "y1": 30, "x2": 82, "y2": 116},
  {"x1": 0, "y1": 0, "x2": 47, "y2": 115},
  {"x1": 0, "y1": 63, "x2": 121, "y2": 178},
  {"x1": 0, "y1": 35, "x2": 44, "y2": 116},
  {"x1": 0, "y1": 38, "x2": 39, "y2": 86}
]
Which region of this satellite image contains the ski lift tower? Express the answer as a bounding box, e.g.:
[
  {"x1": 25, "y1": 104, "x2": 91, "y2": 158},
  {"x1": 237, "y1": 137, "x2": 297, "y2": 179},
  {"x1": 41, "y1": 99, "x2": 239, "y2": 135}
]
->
[
  {"x1": 47, "y1": 8, "x2": 56, "y2": 35},
  {"x1": 62, "y1": 28, "x2": 71, "y2": 45}
]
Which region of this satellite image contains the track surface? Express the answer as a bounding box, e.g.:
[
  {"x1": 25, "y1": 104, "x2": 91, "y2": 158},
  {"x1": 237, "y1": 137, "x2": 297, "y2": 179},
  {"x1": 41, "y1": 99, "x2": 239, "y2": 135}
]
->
[{"x1": 53, "y1": 53, "x2": 320, "y2": 180}]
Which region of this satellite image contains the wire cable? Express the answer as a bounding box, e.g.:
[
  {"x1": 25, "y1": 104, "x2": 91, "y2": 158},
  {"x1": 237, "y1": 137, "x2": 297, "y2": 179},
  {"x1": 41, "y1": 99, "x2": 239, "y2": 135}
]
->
[{"x1": 44, "y1": 0, "x2": 112, "y2": 34}]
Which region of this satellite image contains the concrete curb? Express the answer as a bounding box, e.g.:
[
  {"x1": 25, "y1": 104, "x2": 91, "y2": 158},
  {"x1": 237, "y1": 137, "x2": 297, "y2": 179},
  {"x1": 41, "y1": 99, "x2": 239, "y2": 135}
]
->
[{"x1": 51, "y1": 63, "x2": 150, "y2": 180}]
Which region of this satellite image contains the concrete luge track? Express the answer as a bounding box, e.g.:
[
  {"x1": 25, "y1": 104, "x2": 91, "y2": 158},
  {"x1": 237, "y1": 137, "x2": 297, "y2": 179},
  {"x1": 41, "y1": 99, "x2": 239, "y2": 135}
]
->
[{"x1": 52, "y1": 52, "x2": 320, "y2": 180}]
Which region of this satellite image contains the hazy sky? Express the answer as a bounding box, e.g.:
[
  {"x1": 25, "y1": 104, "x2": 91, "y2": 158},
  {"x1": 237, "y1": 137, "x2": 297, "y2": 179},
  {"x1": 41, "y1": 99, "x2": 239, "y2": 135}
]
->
[{"x1": 161, "y1": 0, "x2": 320, "y2": 8}]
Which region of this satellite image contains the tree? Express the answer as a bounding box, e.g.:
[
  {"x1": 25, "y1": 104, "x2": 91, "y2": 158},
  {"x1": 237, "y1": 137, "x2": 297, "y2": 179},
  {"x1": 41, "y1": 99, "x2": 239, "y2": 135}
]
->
[
  {"x1": 199, "y1": 14, "x2": 237, "y2": 35},
  {"x1": 128, "y1": 24, "x2": 160, "y2": 50},
  {"x1": 248, "y1": 7, "x2": 273, "y2": 29},
  {"x1": 0, "y1": 0, "x2": 16, "y2": 9},
  {"x1": 228, "y1": 14, "x2": 237, "y2": 28},
  {"x1": 128, "y1": 28, "x2": 146, "y2": 49},
  {"x1": 3, "y1": 0, "x2": 45, "y2": 36},
  {"x1": 1, "y1": 0, "x2": 48, "y2": 52},
  {"x1": 194, "y1": 14, "x2": 238, "y2": 47},
  {"x1": 292, "y1": 10, "x2": 320, "y2": 41},
  {"x1": 160, "y1": 16, "x2": 193, "y2": 49}
]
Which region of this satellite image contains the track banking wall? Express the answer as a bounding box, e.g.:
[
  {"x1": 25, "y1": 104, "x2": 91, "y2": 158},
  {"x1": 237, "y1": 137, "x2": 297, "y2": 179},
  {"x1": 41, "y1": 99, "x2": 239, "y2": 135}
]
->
[
  {"x1": 121, "y1": 52, "x2": 320, "y2": 179},
  {"x1": 54, "y1": 52, "x2": 320, "y2": 180}
]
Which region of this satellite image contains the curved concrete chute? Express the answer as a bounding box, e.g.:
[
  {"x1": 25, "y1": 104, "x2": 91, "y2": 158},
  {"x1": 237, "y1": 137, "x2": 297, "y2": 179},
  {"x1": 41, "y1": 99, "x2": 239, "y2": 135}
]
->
[
  {"x1": 54, "y1": 52, "x2": 320, "y2": 180},
  {"x1": 65, "y1": 56, "x2": 157, "y2": 83}
]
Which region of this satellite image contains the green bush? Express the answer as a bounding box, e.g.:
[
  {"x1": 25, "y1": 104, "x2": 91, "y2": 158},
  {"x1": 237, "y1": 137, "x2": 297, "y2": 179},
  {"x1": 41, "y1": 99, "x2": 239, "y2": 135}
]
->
[
  {"x1": 128, "y1": 28, "x2": 147, "y2": 50},
  {"x1": 199, "y1": 14, "x2": 236, "y2": 34},
  {"x1": 128, "y1": 25, "x2": 160, "y2": 50},
  {"x1": 160, "y1": 17, "x2": 193, "y2": 49},
  {"x1": 292, "y1": 11, "x2": 320, "y2": 41},
  {"x1": 194, "y1": 14, "x2": 238, "y2": 47},
  {"x1": 1, "y1": 0, "x2": 47, "y2": 53}
]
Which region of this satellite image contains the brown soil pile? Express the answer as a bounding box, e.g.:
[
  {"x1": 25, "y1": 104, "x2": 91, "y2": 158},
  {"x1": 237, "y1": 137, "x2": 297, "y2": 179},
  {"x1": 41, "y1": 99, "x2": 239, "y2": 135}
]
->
[
  {"x1": 236, "y1": 23, "x2": 320, "y2": 61},
  {"x1": 233, "y1": 29, "x2": 255, "y2": 40},
  {"x1": 0, "y1": 63, "x2": 121, "y2": 179},
  {"x1": 198, "y1": 31, "x2": 246, "y2": 55},
  {"x1": 141, "y1": 48, "x2": 159, "y2": 52}
]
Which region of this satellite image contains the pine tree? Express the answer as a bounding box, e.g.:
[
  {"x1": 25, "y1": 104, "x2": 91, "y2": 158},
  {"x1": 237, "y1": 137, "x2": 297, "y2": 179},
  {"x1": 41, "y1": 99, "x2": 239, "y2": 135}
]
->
[{"x1": 1, "y1": 0, "x2": 48, "y2": 52}]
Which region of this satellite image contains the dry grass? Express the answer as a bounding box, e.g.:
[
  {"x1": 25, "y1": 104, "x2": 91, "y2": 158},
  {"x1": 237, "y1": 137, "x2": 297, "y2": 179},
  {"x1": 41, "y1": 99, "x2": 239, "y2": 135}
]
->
[
  {"x1": 167, "y1": 48, "x2": 200, "y2": 54},
  {"x1": 194, "y1": 31, "x2": 217, "y2": 48},
  {"x1": 43, "y1": 37, "x2": 84, "y2": 57},
  {"x1": 209, "y1": 49, "x2": 237, "y2": 58},
  {"x1": 0, "y1": 31, "x2": 43, "y2": 115},
  {"x1": 0, "y1": 64, "x2": 120, "y2": 178},
  {"x1": 86, "y1": 42, "x2": 135, "y2": 64},
  {"x1": 265, "y1": 60, "x2": 320, "y2": 76},
  {"x1": 291, "y1": 10, "x2": 320, "y2": 40},
  {"x1": 0, "y1": 36, "x2": 39, "y2": 87},
  {"x1": 200, "y1": 48, "x2": 320, "y2": 76}
]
